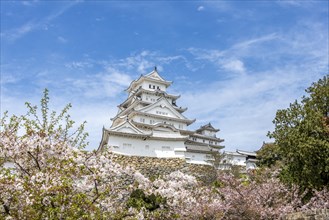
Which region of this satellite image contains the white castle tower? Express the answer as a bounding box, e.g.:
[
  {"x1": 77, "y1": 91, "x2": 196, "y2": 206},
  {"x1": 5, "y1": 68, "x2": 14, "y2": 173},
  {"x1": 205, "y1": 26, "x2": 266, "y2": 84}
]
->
[{"x1": 98, "y1": 68, "x2": 224, "y2": 164}]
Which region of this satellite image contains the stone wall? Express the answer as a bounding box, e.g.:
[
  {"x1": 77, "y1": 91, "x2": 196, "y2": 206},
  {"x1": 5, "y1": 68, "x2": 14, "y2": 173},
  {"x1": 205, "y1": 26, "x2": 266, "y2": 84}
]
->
[
  {"x1": 108, "y1": 153, "x2": 329, "y2": 219},
  {"x1": 109, "y1": 153, "x2": 217, "y2": 185},
  {"x1": 282, "y1": 209, "x2": 329, "y2": 220}
]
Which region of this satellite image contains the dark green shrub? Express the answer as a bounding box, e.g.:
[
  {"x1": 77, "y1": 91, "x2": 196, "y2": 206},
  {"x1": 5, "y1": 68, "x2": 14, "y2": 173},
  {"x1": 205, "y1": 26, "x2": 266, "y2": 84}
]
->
[{"x1": 126, "y1": 189, "x2": 167, "y2": 211}]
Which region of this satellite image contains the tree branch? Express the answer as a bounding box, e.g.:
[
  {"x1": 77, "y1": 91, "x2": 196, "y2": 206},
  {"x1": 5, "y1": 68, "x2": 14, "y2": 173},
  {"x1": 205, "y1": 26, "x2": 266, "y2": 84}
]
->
[{"x1": 27, "y1": 151, "x2": 41, "y2": 171}]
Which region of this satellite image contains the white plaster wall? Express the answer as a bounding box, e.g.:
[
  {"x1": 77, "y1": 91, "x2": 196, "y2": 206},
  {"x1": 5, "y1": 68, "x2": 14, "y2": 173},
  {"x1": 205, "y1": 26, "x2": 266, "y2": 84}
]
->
[
  {"x1": 141, "y1": 93, "x2": 158, "y2": 103},
  {"x1": 185, "y1": 152, "x2": 213, "y2": 165},
  {"x1": 246, "y1": 162, "x2": 257, "y2": 170},
  {"x1": 108, "y1": 135, "x2": 186, "y2": 158},
  {"x1": 141, "y1": 81, "x2": 166, "y2": 92},
  {"x1": 224, "y1": 154, "x2": 246, "y2": 166},
  {"x1": 132, "y1": 115, "x2": 186, "y2": 130},
  {"x1": 202, "y1": 130, "x2": 216, "y2": 137},
  {"x1": 148, "y1": 106, "x2": 177, "y2": 118},
  {"x1": 189, "y1": 137, "x2": 211, "y2": 145}
]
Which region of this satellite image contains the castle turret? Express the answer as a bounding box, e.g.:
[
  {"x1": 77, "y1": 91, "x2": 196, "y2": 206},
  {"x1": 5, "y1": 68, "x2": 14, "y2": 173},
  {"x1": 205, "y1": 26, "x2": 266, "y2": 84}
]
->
[{"x1": 98, "y1": 68, "x2": 224, "y2": 164}]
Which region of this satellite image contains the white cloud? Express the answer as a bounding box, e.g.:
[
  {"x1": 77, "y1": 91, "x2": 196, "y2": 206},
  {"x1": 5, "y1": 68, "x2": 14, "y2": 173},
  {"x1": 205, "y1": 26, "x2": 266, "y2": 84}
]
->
[
  {"x1": 2, "y1": 17, "x2": 327, "y2": 151},
  {"x1": 0, "y1": 74, "x2": 21, "y2": 85},
  {"x1": 187, "y1": 48, "x2": 224, "y2": 61},
  {"x1": 103, "y1": 68, "x2": 132, "y2": 87},
  {"x1": 222, "y1": 59, "x2": 245, "y2": 74},
  {"x1": 2, "y1": 1, "x2": 80, "y2": 42},
  {"x1": 187, "y1": 48, "x2": 247, "y2": 74},
  {"x1": 68, "y1": 102, "x2": 118, "y2": 150},
  {"x1": 57, "y1": 36, "x2": 68, "y2": 43},
  {"x1": 65, "y1": 61, "x2": 93, "y2": 69},
  {"x1": 197, "y1": 6, "x2": 205, "y2": 11},
  {"x1": 61, "y1": 66, "x2": 132, "y2": 99},
  {"x1": 204, "y1": 1, "x2": 231, "y2": 12},
  {"x1": 180, "y1": 22, "x2": 328, "y2": 151},
  {"x1": 232, "y1": 33, "x2": 279, "y2": 51},
  {"x1": 179, "y1": 67, "x2": 323, "y2": 152},
  {"x1": 2, "y1": 22, "x2": 35, "y2": 41},
  {"x1": 276, "y1": 0, "x2": 315, "y2": 8},
  {"x1": 22, "y1": 0, "x2": 39, "y2": 6}
]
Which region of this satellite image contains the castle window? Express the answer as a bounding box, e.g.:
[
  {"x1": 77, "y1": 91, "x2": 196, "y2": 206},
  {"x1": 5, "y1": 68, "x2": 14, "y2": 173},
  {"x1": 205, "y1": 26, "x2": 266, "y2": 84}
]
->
[
  {"x1": 153, "y1": 85, "x2": 155, "y2": 89},
  {"x1": 192, "y1": 137, "x2": 197, "y2": 141},
  {"x1": 140, "y1": 118, "x2": 145, "y2": 123},
  {"x1": 203, "y1": 140, "x2": 205, "y2": 143},
  {"x1": 156, "y1": 110, "x2": 168, "y2": 116},
  {"x1": 123, "y1": 143, "x2": 132, "y2": 148},
  {"x1": 157, "y1": 86, "x2": 160, "y2": 90},
  {"x1": 149, "y1": 84, "x2": 151, "y2": 88},
  {"x1": 162, "y1": 146, "x2": 170, "y2": 150}
]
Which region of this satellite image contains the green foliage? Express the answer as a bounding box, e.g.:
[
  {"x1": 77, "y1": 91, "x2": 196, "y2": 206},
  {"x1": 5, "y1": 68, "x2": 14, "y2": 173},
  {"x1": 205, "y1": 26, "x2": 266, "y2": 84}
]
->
[
  {"x1": 0, "y1": 89, "x2": 99, "y2": 219},
  {"x1": 126, "y1": 188, "x2": 167, "y2": 211},
  {"x1": 23, "y1": 88, "x2": 89, "y2": 149},
  {"x1": 268, "y1": 75, "x2": 329, "y2": 191},
  {"x1": 212, "y1": 179, "x2": 224, "y2": 188},
  {"x1": 256, "y1": 142, "x2": 281, "y2": 168},
  {"x1": 209, "y1": 151, "x2": 224, "y2": 169}
]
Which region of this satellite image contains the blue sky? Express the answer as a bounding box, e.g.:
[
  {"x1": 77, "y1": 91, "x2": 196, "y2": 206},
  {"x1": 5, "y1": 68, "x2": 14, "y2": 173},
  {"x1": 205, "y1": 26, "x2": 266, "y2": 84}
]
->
[{"x1": 1, "y1": 0, "x2": 328, "y2": 152}]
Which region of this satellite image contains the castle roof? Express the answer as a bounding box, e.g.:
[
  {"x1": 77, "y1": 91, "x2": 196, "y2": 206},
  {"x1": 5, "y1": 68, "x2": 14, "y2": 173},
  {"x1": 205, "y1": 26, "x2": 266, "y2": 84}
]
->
[
  {"x1": 118, "y1": 88, "x2": 181, "y2": 109},
  {"x1": 196, "y1": 123, "x2": 220, "y2": 132},
  {"x1": 236, "y1": 149, "x2": 257, "y2": 157},
  {"x1": 190, "y1": 133, "x2": 224, "y2": 142},
  {"x1": 125, "y1": 68, "x2": 172, "y2": 93}
]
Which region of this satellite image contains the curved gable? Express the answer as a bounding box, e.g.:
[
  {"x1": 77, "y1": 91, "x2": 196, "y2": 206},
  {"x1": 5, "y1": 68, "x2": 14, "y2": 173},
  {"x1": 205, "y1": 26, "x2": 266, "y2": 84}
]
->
[
  {"x1": 139, "y1": 97, "x2": 186, "y2": 119},
  {"x1": 153, "y1": 123, "x2": 179, "y2": 132},
  {"x1": 110, "y1": 120, "x2": 145, "y2": 134}
]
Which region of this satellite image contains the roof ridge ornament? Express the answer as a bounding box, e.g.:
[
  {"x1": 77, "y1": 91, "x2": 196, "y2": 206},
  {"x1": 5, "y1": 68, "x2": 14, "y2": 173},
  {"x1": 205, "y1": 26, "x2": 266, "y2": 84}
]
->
[{"x1": 154, "y1": 66, "x2": 157, "y2": 72}]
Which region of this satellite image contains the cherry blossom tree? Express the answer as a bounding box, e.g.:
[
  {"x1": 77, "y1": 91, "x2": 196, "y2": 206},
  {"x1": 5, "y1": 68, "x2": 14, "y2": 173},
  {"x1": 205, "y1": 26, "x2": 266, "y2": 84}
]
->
[
  {"x1": 0, "y1": 90, "x2": 137, "y2": 219},
  {"x1": 1, "y1": 89, "x2": 328, "y2": 219}
]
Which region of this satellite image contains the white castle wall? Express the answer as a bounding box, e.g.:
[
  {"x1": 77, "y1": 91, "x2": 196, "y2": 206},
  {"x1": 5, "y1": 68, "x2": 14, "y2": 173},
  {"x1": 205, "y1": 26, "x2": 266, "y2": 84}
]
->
[
  {"x1": 185, "y1": 152, "x2": 213, "y2": 165},
  {"x1": 222, "y1": 153, "x2": 247, "y2": 166},
  {"x1": 108, "y1": 135, "x2": 186, "y2": 158},
  {"x1": 141, "y1": 81, "x2": 166, "y2": 92},
  {"x1": 132, "y1": 115, "x2": 186, "y2": 130},
  {"x1": 188, "y1": 136, "x2": 220, "y2": 145},
  {"x1": 202, "y1": 130, "x2": 216, "y2": 137},
  {"x1": 140, "y1": 93, "x2": 173, "y2": 104}
]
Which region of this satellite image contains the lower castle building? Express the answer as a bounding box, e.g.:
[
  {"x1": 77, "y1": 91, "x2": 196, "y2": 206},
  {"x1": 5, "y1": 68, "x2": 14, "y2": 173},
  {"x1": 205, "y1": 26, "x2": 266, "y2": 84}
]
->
[{"x1": 98, "y1": 68, "x2": 224, "y2": 165}]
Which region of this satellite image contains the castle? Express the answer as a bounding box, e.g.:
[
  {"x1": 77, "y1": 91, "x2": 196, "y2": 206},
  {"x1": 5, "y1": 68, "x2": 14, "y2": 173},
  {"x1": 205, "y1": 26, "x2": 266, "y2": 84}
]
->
[{"x1": 98, "y1": 68, "x2": 224, "y2": 165}]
